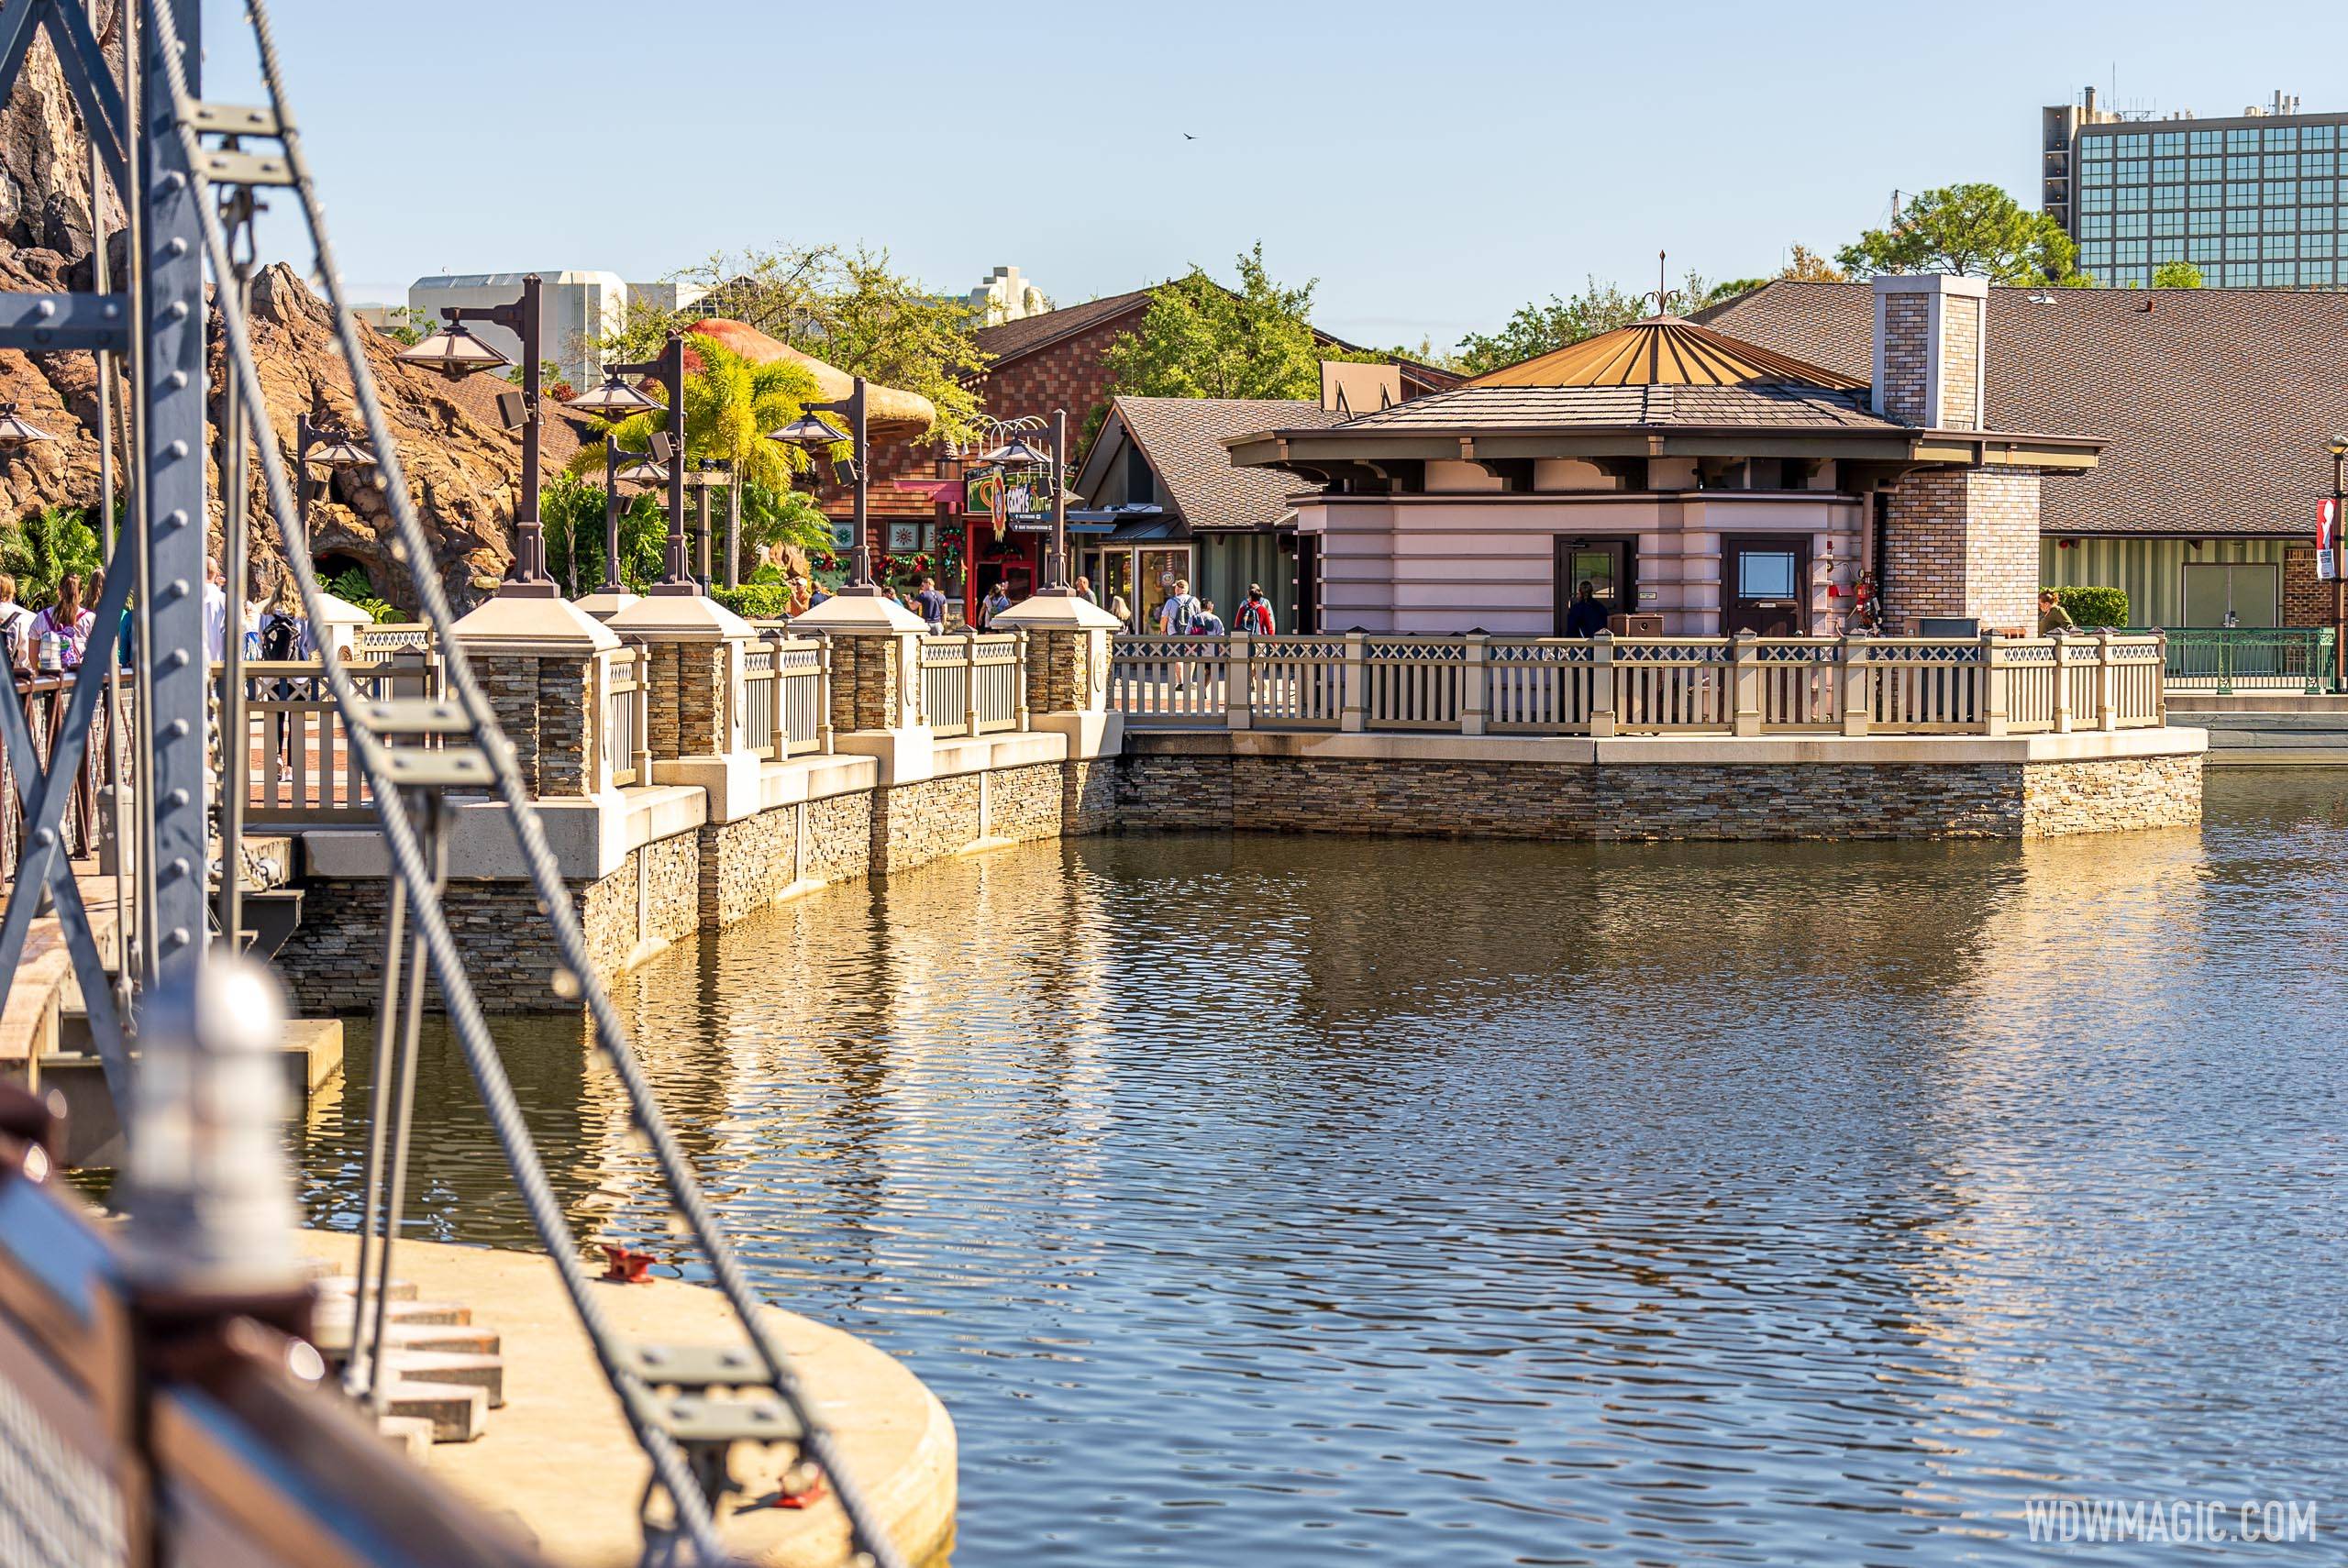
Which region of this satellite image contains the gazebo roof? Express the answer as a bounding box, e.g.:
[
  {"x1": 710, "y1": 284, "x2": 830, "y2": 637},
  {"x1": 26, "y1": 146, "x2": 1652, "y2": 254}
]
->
[
  {"x1": 1464, "y1": 315, "x2": 1866, "y2": 392},
  {"x1": 681, "y1": 317, "x2": 938, "y2": 442}
]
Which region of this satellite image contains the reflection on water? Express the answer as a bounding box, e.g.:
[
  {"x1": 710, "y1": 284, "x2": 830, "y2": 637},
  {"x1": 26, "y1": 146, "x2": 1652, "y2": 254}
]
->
[{"x1": 299, "y1": 772, "x2": 2348, "y2": 1565}]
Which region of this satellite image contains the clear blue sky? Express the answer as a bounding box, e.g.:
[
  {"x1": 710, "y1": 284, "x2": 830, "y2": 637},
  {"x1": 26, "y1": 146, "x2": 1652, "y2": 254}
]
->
[{"x1": 213, "y1": 0, "x2": 2327, "y2": 352}]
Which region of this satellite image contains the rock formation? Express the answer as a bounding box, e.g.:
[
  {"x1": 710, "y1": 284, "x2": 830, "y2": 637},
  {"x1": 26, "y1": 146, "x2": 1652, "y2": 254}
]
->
[{"x1": 0, "y1": 25, "x2": 554, "y2": 611}]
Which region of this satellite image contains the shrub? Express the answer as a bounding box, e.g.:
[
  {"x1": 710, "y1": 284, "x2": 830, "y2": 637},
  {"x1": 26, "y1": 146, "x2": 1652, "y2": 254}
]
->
[
  {"x1": 712, "y1": 582, "x2": 795, "y2": 620},
  {"x1": 2045, "y1": 584, "x2": 2127, "y2": 627}
]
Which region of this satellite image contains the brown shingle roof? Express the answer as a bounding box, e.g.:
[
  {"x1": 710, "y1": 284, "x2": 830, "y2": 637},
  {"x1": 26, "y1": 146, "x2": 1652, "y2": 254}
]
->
[
  {"x1": 1323, "y1": 380, "x2": 1899, "y2": 432},
  {"x1": 1110, "y1": 396, "x2": 1345, "y2": 531},
  {"x1": 968, "y1": 290, "x2": 1155, "y2": 363},
  {"x1": 1697, "y1": 280, "x2": 2348, "y2": 536}
]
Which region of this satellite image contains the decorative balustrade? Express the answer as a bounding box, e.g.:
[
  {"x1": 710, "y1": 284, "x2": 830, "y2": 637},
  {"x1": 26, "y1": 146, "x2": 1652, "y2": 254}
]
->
[
  {"x1": 1, "y1": 672, "x2": 130, "y2": 880},
  {"x1": 921, "y1": 632, "x2": 1025, "y2": 738},
  {"x1": 233, "y1": 650, "x2": 443, "y2": 824},
  {"x1": 353, "y1": 621, "x2": 434, "y2": 656},
  {"x1": 1110, "y1": 630, "x2": 2169, "y2": 738},
  {"x1": 602, "y1": 646, "x2": 648, "y2": 787}
]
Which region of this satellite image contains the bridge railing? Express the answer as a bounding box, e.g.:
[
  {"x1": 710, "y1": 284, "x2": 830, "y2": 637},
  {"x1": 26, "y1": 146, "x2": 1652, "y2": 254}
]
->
[
  {"x1": 1110, "y1": 630, "x2": 2169, "y2": 737},
  {"x1": 231, "y1": 650, "x2": 442, "y2": 824},
  {"x1": 920, "y1": 631, "x2": 1024, "y2": 738},
  {"x1": 1, "y1": 672, "x2": 131, "y2": 881}
]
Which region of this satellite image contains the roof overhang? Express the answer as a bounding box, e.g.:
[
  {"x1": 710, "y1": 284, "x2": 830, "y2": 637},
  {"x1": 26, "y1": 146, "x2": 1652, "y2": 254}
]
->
[{"x1": 1226, "y1": 424, "x2": 2104, "y2": 474}]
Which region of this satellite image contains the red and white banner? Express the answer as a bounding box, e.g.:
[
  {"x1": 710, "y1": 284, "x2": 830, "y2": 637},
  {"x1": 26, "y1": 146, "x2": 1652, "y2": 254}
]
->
[{"x1": 2320, "y1": 499, "x2": 2341, "y2": 582}]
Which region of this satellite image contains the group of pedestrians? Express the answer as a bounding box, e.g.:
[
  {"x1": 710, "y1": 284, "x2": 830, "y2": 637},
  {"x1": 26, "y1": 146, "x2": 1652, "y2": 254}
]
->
[
  {"x1": 0, "y1": 571, "x2": 103, "y2": 675},
  {"x1": 1154, "y1": 579, "x2": 1276, "y2": 636}
]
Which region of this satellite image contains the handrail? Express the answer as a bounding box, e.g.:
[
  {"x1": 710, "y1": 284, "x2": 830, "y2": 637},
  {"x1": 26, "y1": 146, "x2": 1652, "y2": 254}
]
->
[{"x1": 1109, "y1": 630, "x2": 2169, "y2": 736}]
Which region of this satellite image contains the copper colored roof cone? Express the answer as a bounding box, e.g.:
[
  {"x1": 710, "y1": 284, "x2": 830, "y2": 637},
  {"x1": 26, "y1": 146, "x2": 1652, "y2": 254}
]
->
[{"x1": 1464, "y1": 315, "x2": 1866, "y2": 392}]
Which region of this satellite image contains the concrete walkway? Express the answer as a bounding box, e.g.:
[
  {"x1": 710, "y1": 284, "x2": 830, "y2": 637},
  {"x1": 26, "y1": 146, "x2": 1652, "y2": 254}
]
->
[{"x1": 296, "y1": 1231, "x2": 956, "y2": 1568}]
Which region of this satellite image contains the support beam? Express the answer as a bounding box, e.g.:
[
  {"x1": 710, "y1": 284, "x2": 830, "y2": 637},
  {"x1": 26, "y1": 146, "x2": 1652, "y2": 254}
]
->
[{"x1": 0, "y1": 293, "x2": 131, "y2": 353}]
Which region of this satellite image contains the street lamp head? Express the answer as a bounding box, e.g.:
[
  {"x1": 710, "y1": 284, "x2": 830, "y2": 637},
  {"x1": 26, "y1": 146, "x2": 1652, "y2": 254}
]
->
[
  {"x1": 2331, "y1": 435, "x2": 2348, "y2": 458},
  {"x1": 567, "y1": 370, "x2": 663, "y2": 421},
  {"x1": 0, "y1": 402, "x2": 57, "y2": 451},
  {"x1": 979, "y1": 435, "x2": 1049, "y2": 469},
  {"x1": 304, "y1": 428, "x2": 376, "y2": 470},
  {"x1": 615, "y1": 456, "x2": 670, "y2": 487},
  {"x1": 393, "y1": 319, "x2": 511, "y2": 381},
  {"x1": 768, "y1": 410, "x2": 847, "y2": 448}
]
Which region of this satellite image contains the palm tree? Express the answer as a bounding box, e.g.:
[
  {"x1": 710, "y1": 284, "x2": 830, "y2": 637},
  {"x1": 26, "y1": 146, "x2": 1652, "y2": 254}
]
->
[
  {"x1": 0, "y1": 505, "x2": 102, "y2": 607},
  {"x1": 572, "y1": 332, "x2": 831, "y2": 584}
]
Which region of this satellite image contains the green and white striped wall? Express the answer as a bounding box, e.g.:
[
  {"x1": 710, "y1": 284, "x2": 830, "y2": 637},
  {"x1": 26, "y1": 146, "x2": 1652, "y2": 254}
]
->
[{"x1": 2040, "y1": 536, "x2": 2288, "y2": 626}]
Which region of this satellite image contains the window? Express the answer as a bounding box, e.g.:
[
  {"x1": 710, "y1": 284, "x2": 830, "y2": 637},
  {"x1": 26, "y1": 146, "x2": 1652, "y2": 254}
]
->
[
  {"x1": 2304, "y1": 206, "x2": 2335, "y2": 234},
  {"x1": 2188, "y1": 236, "x2": 2223, "y2": 261},
  {"x1": 2302, "y1": 151, "x2": 2336, "y2": 177},
  {"x1": 2081, "y1": 161, "x2": 2114, "y2": 188},
  {"x1": 2084, "y1": 134, "x2": 2115, "y2": 160},
  {"x1": 2190, "y1": 209, "x2": 2223, "y2": 236},
  {"x1": 2153, "y1": 157, "x2": 2185, "y2": 182},
  {"x1": 2115, "y1": 159, "x2": 2148, "y2": 184},
  {"x1": 2265, "y1": 205, "x2": 2298, "y2": 232},
  {"x1": 2226, "y1": 181, "x2": 2260, "y2": 206},
  {"x1": 2154, "y1": 130, "x2": 2184, "y2": 155},
  {"x1": 2191, "y1": 182, "x2": 2223, "y2": 206},
  {"x1": 2150, "y1": 236, "x2": 2187, "y2": 260},
  {"x1": 2114, "y1": 239, "x2": 2148, "y2": 264},
  {"x1": 2079, "y1": 240, "x2": 2113, "y2": 268},
  {"x1": 2117, "y1": 186, "x2": 2148, "y2": 213},
  {"x1": 2152, "y1": 213, "x2": 2186, "y2": 238},
  {"x1": 2302, "y1": 232, "x2": 2336, "y2": 259},
  {"x1": 1736, "y1": 551, "x2": 1799, "y2": 600},
  {"x1": 2263, "y1": 234, "x2": 2298, "y2": 259},
  {"x1": 2080, "y1": 186, "x2": 2114, "y2": 214},
  {"x1": 2228, "y1": 129, "x2": 2261, "y2": 152},
  {"x1": 2191, "y1": 129, "x2": 2222, "y2": 154},
  {"x1": 2225, "y1": 234, "x2": 2259, "y2": 259},
  {"x1": 2226, "y1": 207, "x2": 2260, "y2": 233},
  {"x1": 2152, "y1": 184, "x2": 2186, "y2": 210},
  {"x1": 2264, "y1": 179, "x2": 2299, "y2": 204},
  {"x1": 2227, "y1": 154, "x2": 2261, "y2": 179},
  {"x1": 2263, "y1": 260, "x2": 2296, "y2": 284},
  {"x1": 2118, "y1": 132, "x2": 2150, "y2": 156},
  {"x1": 2115, "y1": 211, "x2": 2148, "y2": 237},
  {"x1": 2222, "y1": 261, "x2": 2258, "y2": 285},
  {"x1": 2306, "y1": 259, "x2": 2338, "y2": 284},
  {"x1": 2080, "y1": 214, "x2": 2112, "y2": 238},
  {"x1": 2306, "y1": 179, "x2": 2339, "y2": 206},
  {"x1": 2265, "y1": 127, "x2": 2299, "y2": 151},
  {"x1": 2307, "y1": 125, "x2": 2338, "y2": 150}
]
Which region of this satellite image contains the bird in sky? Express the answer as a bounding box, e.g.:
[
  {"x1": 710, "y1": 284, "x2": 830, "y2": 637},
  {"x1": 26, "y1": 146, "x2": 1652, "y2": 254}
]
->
[{"x1": 1182, "y1": 132, "x2": 1195, "y2": 140}]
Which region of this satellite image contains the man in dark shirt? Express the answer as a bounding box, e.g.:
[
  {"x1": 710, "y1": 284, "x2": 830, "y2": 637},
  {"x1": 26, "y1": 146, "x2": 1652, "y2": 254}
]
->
[
  {"x1": 1565, "y1": 580, "x2": 1610, "y2": 638},
  {"x1": 914, "y1": 575, "x2": 948, "y2": 632}
]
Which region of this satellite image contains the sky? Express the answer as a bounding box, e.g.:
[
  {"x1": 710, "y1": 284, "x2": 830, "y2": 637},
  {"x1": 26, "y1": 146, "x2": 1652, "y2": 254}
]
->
[{"x1": 207, "y1": 0, "x2": 2336, "y2": 354}]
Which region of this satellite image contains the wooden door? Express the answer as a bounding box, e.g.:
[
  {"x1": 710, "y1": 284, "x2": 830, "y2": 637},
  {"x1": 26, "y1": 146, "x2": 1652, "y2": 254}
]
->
[{"x1": 1722, "y1": 536, "x2": 1810, "y2": 636}]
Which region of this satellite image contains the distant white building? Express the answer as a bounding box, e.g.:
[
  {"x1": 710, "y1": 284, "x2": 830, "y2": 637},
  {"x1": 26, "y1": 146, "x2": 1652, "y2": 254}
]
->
[
  {"x1": 407, "y1": 270, "x2": 632, "y2": 390},
  {"x1": 969, "y1": 265, "x2": 1050, "y2": 326},
  {"x1": 626, "y1": 280, "x2": 708, "y2": 316}
]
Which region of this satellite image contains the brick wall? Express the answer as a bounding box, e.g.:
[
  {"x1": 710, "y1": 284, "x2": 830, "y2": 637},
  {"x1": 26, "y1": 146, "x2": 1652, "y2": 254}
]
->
[
  {"x1": 1942, "y1": 293, "x2": 1983, "y2": 431},
  {"x1": 1877, "y1": 292, "x2": 1930, "y2": 425},
  {"x1": 1883, "y1": 466, "x2": 2042, "y2": 631},
  {"x1": 2284, "y1": 545, "x2": 2333, "y2": 627}
]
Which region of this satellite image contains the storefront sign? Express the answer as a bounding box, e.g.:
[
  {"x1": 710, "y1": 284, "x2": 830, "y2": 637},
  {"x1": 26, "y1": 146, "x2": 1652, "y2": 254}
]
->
[{"x1": 1003, "y1": 469, "x2": 1055, "y2": 529}]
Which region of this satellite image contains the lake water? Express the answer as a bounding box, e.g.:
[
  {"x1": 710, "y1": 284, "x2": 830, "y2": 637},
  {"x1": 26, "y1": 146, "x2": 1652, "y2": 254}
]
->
[{"x1": 297, "y1": 771, "x2": 2348, "y2": 1565}]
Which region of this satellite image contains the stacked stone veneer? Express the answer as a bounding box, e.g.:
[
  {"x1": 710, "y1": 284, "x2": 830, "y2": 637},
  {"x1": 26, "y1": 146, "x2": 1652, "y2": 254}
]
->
[
  {"x1": 1113, "y1": 739, "x2": 2203, "y2": 845},
  {"x1": 1883, "y1": 467, "x2": 2043, "y2": 632},
  {"x1": 471, "y1": 653, "x2": 594, "y2": 796}
]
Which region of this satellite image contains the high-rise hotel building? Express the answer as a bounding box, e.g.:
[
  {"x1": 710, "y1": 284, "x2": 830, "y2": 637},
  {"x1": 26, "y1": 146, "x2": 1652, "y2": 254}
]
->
[{"x1": 2043, "y1": 88, "x2": 2347, "y2": 289}]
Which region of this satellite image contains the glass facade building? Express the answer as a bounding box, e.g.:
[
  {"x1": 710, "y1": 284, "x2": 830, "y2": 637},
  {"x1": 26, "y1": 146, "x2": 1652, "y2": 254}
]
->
[{"x1": 2045, "y1": 109, "x2": 2348, "y2": 290}]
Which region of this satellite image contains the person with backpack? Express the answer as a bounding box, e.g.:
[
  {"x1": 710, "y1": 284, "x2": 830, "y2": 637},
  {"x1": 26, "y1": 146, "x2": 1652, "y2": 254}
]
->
[
  {"x1": 0, "y1": 575, "x2": 31, "y2": 674},
  {"x1": 1235, "y1": 584, "x2": 1275, "y2": 636},
  {"x1": 30, "y1": 573, "x2": 95, "y2": 671},
  {"x1": 1157, "y1": 579, "x2": 1197, "y2": 636},
  {"x1": 1191, "y1": 599, "x2": 1225, "y2": 635}
]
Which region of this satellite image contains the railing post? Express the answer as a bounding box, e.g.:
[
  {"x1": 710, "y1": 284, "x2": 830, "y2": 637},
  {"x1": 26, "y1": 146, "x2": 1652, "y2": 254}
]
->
[
  {"x1": 815, "y1": 638, "x2": 836, "y2": 755},
  {"x1": 1013, "y1": 629, "x2": 1032, "y2": 732},
  {"x1": 963, "y1": 625, "x2": 980, "y2": 734},
  {"x1": 1461, "y1": 632, "x2": 1489, "y2": 737},
  {"x1": 1730, "y1": 630, "x2": 1762, "y2": 736},
  {"x1": 630, "y1": 646, "x2": 653, "y2": 785},
  {"x1": 2156, "y1": 632, "x2": 2170, "y2": 723},
  {"x1": 2216, "y1": 628, "x2": 2232, "y2": 697},
  {"x1": 1589, "y1": 631, "x2": 1616, "y2": 737},
  {"x1": 1226, "y1": 629, "x2": 1254, "y2": 731},
  {"x1": 590, "y1": 647, "x2": 615, "y2": 793},
  {"x1": 1979, "y1": 631, "x2": 2009, "y2": 736},
  {"x1": 2052, "y1": 632, "x2": 2075, "y2": 734},
  {"x1": 1839, "y1": 633, "x2": 1872, "y2": 736},
  {"x1": 2096, "y1": 628, "x2": 2118, "y2": 731},
  {"x1": 1340, "y1": 631, "x2": 1367, "y2": 733}
]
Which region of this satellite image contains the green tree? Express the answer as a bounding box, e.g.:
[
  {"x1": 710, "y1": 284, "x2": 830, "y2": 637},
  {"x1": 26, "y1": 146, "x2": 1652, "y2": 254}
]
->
[
  {"x1": 574, "y1": 331, "x2": 825, "y2": 580},
  {"x1": 1836, "y1": 183, "x2": 2088, "y2": 285},
  {"x1": 606, "y1": 245, "x2": 991, "y2": 447},
  {"x1": 1453, "y1": 271, "x2": 1711, "y2": 376},
  {"x1": 2151, "y1": 260, "x2": 2205, "y2": 288},
  {"x1": 1100, "y1": 243, "x2": 1381, "y2": 401},
  {"x1": 0, "y1": 504, "x2": 102, "y2": 606}
]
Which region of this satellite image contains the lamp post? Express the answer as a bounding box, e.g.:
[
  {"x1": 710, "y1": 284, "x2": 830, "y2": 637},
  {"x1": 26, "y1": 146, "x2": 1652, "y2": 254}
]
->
[
  {"x1": 2332, "y1": 436, "x2": 2347, "y2": 691},
  {"x1": 0, "y1": 402, "x2": 56, "y2": 456},
  {"x1": 590, "y1": 336, "x2": 692, "y2": 597},
  {"x1": 770, "y1": 377, "x2": 874, "y2": 594},
  {"x1": 395, "y1": 273, "x2": 556, "y2": 597},
  {"x1": 569, "y1": 367, "x2": 672, "y2": 598},
  {"x1": 294, "y1": 414, "x2": 375, "y2": 550}
]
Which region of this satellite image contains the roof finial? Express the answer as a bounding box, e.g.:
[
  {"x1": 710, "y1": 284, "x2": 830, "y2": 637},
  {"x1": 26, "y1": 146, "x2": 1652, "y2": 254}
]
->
[{"x1": 1644, "y1": 249, "x2": 1674, "y2": 319}]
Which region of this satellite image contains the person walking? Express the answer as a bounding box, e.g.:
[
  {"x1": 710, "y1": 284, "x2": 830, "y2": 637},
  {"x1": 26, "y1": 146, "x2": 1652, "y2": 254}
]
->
[
  {"x1": 202, "y1": 558, "x2": 229, "y2": 663},
  {"x1": 1157, "y1": 579, "x2": 1197, "y2": 635},
  {"x1": 31, "y1": 573, "x2": 95, "y2": 671},
  {"x1": 1235, "y1": 583, "x2": 1275, "y2": 635},
  {"x1": 980, "y1": 580, "x2": 1012, "y2": 631},
  {"x1": 1565, "y1": 580, "x2": 1610, "y2": 638},
  {"x1": 1074, "y1": 574, "x2": 1097, "y2": 605},
  {"x1": 0, "y1": 575, "x2": 32, "y2": 672},
  {"x1": 1192, "y1": 599, "x2": 1225, "y2": 635},
  {"x1": 914, "y1": 575, "x2": 948, "y2": 635}
]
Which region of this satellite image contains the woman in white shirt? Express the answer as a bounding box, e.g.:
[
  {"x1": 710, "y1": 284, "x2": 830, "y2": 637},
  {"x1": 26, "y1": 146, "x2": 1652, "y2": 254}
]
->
[{"x1": 30, "y1": 573, "x2": 95, "y2": 670}]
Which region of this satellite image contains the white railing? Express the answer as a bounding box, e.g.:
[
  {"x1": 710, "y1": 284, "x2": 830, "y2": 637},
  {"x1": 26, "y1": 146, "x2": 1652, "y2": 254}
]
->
[
  {"x1": 601, "y1": 646, "x2": 648, "y2": 787},
  {"x1": 229, "y1": 650, "x2": 442, "y2": 823},
  {"x1": 921, "y1": 632, "x2": 1024, "y2": 738},
  {"x1": 776, "y1": 636, "x2": 828, "y2": 756},
  {"x1": 354, "y1": 621, "x2": 433, "y2": 656},
  {"x1": 1110, "y1": 630, "x2": 2169, "y2": 738}
]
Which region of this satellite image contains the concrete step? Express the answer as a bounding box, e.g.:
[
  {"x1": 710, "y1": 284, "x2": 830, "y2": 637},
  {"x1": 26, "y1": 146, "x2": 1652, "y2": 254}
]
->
[
  {"x1": 382, "y1": 1378, "x2": 488, "y2": 1443},
  {"x1": 312, "y1": 1275, "x2": 419, "y2": 1301},
  {"x1": 376, "y1": 1414, "x2": 436, "y2": 1462},
  {"x1": 312, "y1": 1297, "x2": 472, "y2": 1329},
  {"x1": 312, "y1": 1319, "x2": 501, "y2": 1359},
  {"x1": 378, "y1": 1348, "x2": 504, "y2": 1409}
]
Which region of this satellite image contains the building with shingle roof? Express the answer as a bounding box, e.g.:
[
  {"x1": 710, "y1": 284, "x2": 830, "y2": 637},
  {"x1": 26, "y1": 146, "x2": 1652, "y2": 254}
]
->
[
  {"x1": 1229, "y1": 288, "x2": 2102, "y2": 636},
  {"x1": 1072, "y1": 396, "x2": 1346, "y2": 631},
  {"x1": 1698, "y1": 280, "x2": 2348, "y2": 628}
]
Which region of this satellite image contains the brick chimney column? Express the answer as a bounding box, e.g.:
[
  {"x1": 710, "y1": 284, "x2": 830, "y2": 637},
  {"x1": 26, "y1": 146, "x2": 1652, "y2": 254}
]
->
[{"x1": 1871, "y1": 274, "x2": 1988, "y2": 431}]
